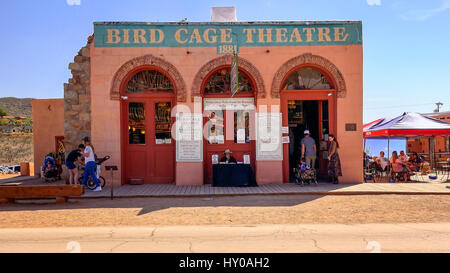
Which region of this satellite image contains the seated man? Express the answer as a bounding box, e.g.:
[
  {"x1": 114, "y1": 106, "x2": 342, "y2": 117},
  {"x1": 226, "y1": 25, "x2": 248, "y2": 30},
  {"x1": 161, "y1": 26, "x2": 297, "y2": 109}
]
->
[
  {"x1": 220, "y1": 149, "x2": 237, "y2": 164},
  {"x1": 375, "y1": 151, "x2": 389, "y2": 171}
]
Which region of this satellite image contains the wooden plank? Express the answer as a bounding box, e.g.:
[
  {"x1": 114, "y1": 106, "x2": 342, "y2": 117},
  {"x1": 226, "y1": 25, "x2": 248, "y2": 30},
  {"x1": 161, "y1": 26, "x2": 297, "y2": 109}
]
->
[
  {"x1": 55, "y1": 197, "x2": 68, "y2": 204},
  {"x1": 0, "y1": 185, "x2": 84, "y2": 199},
  {"x1": 0, "y1": 198, "x2": 13, "y2": 204}
]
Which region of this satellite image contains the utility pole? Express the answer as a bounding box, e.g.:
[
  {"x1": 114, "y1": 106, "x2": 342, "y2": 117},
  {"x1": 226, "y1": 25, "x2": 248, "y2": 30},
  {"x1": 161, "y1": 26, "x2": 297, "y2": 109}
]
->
[{"x1": 434, "y1": 102, "x2": 443, "y2": 113}]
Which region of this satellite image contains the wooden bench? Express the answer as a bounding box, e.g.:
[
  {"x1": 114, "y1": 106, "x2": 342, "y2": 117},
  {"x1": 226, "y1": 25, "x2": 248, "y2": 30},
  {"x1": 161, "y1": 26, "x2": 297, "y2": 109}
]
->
[{"x1": 0, "y1": 185, "x2": 84, "y2": 204}]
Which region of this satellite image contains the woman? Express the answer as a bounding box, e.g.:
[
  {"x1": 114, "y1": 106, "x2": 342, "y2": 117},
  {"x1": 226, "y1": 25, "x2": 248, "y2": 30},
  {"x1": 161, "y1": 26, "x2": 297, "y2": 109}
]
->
[
  {"x1": 65, "y1": 144, "x2": 85, "y2": 185},
  {"x1": 327, "y1": 134, "x2": 342, "y2": 184},
  {"x1": 390, "y1": 151, "x2": 409, "y2": 182},
  {"x1": 81, "y1": 137, "x2": 102, "y2": 191}
]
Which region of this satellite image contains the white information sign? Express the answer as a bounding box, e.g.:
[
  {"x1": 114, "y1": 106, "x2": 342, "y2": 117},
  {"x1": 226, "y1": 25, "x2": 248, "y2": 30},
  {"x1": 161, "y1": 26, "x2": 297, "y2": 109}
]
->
[
  {"x1": 176, "y1": 113, "x2": 203, "y2": 162},
  {"x1": 256, "y1": 112, "x2": 283, "y2": 161}
]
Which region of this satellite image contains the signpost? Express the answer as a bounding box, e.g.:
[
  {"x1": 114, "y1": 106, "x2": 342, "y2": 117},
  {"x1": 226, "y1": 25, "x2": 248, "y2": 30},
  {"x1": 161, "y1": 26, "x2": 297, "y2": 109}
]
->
[{"x1": 105, "y1": 165, "x2": 118, "y2": 200}]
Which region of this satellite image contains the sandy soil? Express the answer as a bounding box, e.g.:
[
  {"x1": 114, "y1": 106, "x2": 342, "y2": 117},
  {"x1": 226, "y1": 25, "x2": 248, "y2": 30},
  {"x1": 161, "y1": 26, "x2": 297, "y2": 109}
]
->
[{"x1": 0, "y1": 195, "x2": 449, "y2": 228}]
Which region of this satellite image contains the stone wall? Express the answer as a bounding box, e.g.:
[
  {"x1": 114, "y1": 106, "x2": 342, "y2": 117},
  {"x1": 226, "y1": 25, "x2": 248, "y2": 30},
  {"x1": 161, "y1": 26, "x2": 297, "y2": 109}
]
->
[{"x1": 64, "y1": 35, "x2": 93, "y2": 152}]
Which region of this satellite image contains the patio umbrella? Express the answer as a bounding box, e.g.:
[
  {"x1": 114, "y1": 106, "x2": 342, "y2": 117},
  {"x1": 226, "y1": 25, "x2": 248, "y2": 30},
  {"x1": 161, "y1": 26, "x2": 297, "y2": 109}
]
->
[
  {"x1": 365, "y1": 112, "x2": 450, "y2": 170},
  {"x1": 365, "y1": 112, "x2": 450, "y2": 137}
]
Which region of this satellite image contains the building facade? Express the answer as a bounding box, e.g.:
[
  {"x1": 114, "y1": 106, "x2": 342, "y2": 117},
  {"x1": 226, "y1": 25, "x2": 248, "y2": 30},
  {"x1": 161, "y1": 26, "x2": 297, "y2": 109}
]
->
[{"x1": 52, "y1": 20, "x2": 364, "y2": 186}]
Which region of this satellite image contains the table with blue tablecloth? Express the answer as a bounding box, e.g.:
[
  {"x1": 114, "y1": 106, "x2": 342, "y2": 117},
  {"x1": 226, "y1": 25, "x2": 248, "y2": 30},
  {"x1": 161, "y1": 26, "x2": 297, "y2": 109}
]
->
[{"x1": 212, "y1": 164, "x2": 258, "y2": 187}]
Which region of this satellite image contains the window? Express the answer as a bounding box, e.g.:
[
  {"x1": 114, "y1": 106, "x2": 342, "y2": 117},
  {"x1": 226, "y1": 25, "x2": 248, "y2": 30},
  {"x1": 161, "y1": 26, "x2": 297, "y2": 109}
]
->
[
  {"x1": 128, "y1": 102, "x2": 146, "y2": 144},
  {"x1": 283, "y1": 67, "x2": 333, "y2": 90},
  {"x1": 204, "y1": 68, "x2": 253, "y2": 94},
  {"x1": 155, "y1": 102, "x2": 172, "y2": 144},
  {"x1": 207, "y1": 110, "x2": 224, "y2": 144},
  {"x1": 234, "y1": 110, "x2": 250, "y2": 143},
  {"x1": 126, "y1": 70, "x2": 174, "y2": 93}
]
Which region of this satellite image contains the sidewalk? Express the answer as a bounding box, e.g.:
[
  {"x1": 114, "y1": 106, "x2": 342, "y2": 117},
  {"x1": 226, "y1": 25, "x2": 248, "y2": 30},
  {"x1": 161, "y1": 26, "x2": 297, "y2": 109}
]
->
[
  {"x1": 2, "y1": 176, "x2": 449, "y2": 198},
  {"x1": 79, "y1": 182, "x2": 450, "y2": 199}
]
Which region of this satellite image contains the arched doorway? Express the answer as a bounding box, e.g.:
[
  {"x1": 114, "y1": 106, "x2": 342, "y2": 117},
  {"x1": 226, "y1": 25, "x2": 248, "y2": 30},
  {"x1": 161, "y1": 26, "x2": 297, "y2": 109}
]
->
[
  {"x1": 202, "y1": 66, "x2": 257, "y2": 184},
  {"x1": 280, "y1": 65, "x2": 338, "y2": 182},
  {"x1": 121, "y1": 67, "x2": 176, "y2": 184}
]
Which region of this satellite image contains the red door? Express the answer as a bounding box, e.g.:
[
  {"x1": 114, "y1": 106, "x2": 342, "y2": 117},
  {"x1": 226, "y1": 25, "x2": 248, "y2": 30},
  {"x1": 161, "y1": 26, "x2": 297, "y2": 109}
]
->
[
  {"x1": 124, "y1": 97, "x2": 175, "y2": 184},
  {"x1": 203, "y1": 108, "x2": 256, "y2": 183},
  {"x1": 200, "y1": 67, "x2": 257, "y2": 184}
]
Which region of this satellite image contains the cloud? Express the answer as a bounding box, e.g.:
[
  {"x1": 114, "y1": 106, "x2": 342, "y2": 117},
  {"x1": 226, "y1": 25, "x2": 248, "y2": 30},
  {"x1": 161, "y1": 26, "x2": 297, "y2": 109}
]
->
[
  {"x1": 367, "y1": 0, "x2": 381, "y2": 6},
  {"x1": 401, "y1": 0, "x2": 450, "y2": 21},
  {"x1": 67, "y1": 0, "x2": 81, "y2": 5}
]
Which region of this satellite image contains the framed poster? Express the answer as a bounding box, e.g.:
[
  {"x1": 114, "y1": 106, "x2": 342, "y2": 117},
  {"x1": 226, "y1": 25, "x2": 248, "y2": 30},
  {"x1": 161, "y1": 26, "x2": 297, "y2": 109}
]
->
[
  {"x1": 256, "y1": 112, "x2": 283, "y2": 161},
  {"x1": 243, "y1": 154, "x2": 250, "y2": 164},
  {"x1": 176, "y1": 113, "x2": 203, "y2": 162},
  {"x1": 212, "y1": 154, "x2": 219, "y2": 164}
]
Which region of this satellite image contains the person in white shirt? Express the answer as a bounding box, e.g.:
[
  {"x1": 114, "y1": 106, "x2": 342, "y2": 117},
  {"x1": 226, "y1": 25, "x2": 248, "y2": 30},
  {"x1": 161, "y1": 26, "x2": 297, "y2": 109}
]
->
[
  {"x1": 81, "y1": 137, "x2": 102, "y2": 191},
  {"x1": 376, "y1": 151, "x2": 389, "y2": 171}
]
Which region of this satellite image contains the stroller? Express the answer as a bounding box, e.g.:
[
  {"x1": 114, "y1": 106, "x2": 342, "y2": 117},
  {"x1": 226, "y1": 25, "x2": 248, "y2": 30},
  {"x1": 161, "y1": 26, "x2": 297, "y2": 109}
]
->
[
  {"x1": 77, "y1": 155, "x2": 110, "y2": 190},
  {"x1": 295, "y1": 160, "x2": 318, "y2": 186},
  {"x1": 41, "y1": 156, "x2": 63, "y2": 182}
]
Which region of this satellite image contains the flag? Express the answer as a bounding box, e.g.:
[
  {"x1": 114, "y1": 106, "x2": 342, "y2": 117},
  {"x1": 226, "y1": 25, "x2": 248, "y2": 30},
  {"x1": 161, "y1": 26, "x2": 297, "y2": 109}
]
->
[{"x1": 230, "y1": 52, "x2": 239, "y2": 97}]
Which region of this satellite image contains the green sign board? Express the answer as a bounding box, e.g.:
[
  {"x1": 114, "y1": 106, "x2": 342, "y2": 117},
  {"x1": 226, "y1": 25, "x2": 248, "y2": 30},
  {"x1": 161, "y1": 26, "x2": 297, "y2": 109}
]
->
[{"x1": 94, "y1": 21, "x2": 362, "y2": 50}]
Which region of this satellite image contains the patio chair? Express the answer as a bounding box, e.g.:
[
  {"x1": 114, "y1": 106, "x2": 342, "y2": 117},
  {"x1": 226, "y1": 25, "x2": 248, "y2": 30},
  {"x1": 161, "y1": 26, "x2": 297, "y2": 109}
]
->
[
  {"x1": 363, "y1": 161, "x2": 380, "y2": 183},
  {"x1": 374, "y1": 167, "x2": 389, "y2": 182}
]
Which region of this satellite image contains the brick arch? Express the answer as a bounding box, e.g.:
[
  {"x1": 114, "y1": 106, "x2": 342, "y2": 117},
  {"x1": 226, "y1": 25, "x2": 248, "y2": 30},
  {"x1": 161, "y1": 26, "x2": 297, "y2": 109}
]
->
[
  {"x1": 271, "y1": 53, "x2": 347, "y2": 98},
  {"x1": 191, "y1": 55, "x2": 266, "y2": 101},
  {"x1": 110, "y1": 54, "x2": 187, "y2": 102}
]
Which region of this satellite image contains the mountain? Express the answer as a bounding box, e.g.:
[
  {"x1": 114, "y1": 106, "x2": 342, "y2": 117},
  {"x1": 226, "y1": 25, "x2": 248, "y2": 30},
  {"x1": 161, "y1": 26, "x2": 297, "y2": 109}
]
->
[{"x1": 0, "y1": 97, "x2": 33, "y2": 118}]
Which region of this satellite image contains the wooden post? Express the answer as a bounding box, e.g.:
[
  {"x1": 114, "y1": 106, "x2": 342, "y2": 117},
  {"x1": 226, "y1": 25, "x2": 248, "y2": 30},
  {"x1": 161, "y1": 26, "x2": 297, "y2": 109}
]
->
[
  {"x1": 387, "y1": 136, "x2": 391, "y2": 182},
  {"x1": 110, "y1": 168, "x2": 114, "y2": 200}
]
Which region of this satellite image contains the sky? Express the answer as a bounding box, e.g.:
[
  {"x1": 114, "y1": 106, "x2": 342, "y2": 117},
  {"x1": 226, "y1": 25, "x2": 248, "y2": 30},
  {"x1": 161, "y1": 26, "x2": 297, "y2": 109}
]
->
[{"x1": 0, "y1": 0, "x2": 449, "y2": 124}]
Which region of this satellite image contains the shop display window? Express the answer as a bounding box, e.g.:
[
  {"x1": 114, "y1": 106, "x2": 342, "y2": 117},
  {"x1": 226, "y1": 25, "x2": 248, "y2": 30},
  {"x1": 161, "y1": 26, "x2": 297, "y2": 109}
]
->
[
  {"x1": 129, "y1": 102, "x2": 146, "y2": 145},
  {"x1": 155, "y1": 102, "x2": 172, "y2": 144}
]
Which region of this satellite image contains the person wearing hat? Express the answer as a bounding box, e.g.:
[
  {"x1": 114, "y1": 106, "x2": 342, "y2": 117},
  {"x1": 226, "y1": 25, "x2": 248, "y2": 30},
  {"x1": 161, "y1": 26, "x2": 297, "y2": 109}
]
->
[
  {"x1": 301, "y1": 129, "x2": 317, "y2": 169},
  {"x1": 81, "y1": 136, "x2": 102, "y2": 191},
  {"x1": 220, "y1": 149, "x2": 237, "y2": 164}
]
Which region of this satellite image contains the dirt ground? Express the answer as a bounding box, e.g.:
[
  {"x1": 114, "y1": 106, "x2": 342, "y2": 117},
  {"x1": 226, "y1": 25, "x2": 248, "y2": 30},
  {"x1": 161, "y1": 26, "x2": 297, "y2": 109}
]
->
[{"x1": 0, "y1": 194, "x2": 449, "y2": 228}]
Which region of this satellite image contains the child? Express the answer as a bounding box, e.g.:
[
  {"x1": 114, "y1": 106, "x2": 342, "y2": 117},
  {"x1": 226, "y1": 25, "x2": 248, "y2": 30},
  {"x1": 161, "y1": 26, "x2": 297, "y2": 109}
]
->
[
  {"x1": 43, "y1": 161, "x2": 58, "y2": 181},
  {"x1": 299, "y1": 158, "x2": 311, "y2": 171}
]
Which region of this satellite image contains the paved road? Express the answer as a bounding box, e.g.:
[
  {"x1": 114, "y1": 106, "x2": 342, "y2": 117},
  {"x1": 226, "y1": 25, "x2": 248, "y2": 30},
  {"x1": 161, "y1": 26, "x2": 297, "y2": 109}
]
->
[{"x1": 0, "y1": 223, "x2": 449, "y2": 253}]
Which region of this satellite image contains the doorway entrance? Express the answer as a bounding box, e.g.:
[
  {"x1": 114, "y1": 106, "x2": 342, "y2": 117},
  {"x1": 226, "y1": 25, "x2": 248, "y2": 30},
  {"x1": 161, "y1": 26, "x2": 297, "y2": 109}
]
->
[
  {"x1": 287, "y1": 100, "x2": 330, "y2": 181},
  {"x1": 121, "y1": 69, "x2": 176, "y2": 184},
  {"x1": 280, "y1": 66, "x2": 337, "y2": 183},
  {"x1": 201, "y1": 67, "x2": 257, "y2": 184}
]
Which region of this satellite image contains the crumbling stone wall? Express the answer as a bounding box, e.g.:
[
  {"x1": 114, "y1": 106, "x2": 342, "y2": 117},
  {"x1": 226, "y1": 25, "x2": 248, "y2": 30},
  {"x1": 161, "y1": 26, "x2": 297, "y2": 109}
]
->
[{"x1": 64, "y1": 35, "x2": 93, "y2": 152}]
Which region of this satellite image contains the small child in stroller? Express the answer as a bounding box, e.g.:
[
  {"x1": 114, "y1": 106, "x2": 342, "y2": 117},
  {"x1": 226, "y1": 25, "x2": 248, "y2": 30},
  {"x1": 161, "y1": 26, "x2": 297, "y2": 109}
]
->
[
  {"x1": 295, "y1": 158, "x2": 318, "y2": 186},
  {"x1": 41, "y1": 156, "x2": 62, "y2": 182}
]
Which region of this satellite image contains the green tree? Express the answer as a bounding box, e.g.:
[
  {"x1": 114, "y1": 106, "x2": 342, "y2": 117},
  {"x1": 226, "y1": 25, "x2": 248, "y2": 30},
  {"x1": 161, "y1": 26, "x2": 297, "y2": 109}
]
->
[{"x1": 0, "y1": 108, "x2": 8, "y2": 117}]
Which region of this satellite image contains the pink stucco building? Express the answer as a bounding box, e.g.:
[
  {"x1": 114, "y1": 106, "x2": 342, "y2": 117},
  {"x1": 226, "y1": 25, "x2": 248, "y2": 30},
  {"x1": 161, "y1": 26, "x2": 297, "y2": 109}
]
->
[{"x1": 33, "y1": 17, "x2": 364, "y2": 186}]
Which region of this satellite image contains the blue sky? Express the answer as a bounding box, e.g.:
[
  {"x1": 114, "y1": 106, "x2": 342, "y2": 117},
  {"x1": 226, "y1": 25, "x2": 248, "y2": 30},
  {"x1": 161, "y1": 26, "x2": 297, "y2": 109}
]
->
[{"x1": 0, "y1": 0, "x2": 449, "y2": 123}]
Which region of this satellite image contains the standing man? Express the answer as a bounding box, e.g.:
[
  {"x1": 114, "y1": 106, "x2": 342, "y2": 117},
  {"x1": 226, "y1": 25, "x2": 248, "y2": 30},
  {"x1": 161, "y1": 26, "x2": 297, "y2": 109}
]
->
[
  {"x1": 301, "y1": 129, "x2": 317, "y2": 169},
  {"x1": 65, "y1": 144, "x2": 85, "y2": 185}
]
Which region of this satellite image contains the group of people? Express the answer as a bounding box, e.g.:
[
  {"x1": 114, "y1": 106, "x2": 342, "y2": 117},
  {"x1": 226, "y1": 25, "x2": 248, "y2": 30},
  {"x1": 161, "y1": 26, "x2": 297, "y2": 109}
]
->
[
  {"x1": 64, "y1": 136, "x2": 102, "y2": 191},
  {"x1": 300, "y1": 129, "x2": 342, "y2": 184},
  {"x1": 368, "y1": 150, "x2": 425, "y2": 182}
]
